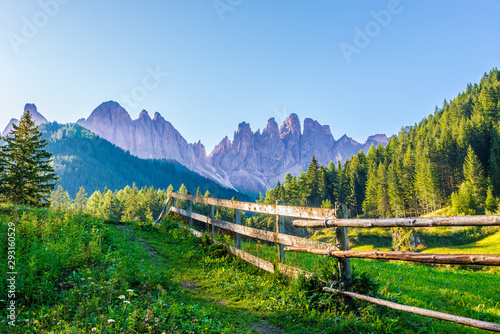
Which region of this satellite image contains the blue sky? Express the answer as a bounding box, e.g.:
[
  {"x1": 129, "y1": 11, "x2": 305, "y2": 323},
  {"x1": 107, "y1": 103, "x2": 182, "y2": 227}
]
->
[{"x1": 1, "y1": 0, "x2": 500, "y2": 152}]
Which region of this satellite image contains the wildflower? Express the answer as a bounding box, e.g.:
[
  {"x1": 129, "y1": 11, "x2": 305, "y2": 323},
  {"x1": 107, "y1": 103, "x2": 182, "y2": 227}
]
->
[
  {"x1": 107, "y1": 319, "x2": 115, "y2": 323},
  {"x1": 126, "y1": 289, "x2": 134, "y2": 292},
  {"x1": 118, "y1": 295, "x2": 126, "y2": 299},
  {"x1": 91, "y1": 328, "x2": 97, "y2": 332},
  {"x1": 124, "y1": 300, "x2": 130, "y2": 304}
]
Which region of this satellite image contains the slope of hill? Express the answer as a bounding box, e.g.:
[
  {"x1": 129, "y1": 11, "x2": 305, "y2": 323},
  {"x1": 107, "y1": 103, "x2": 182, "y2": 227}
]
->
[
  {"x1": 261, "y1": 68, "x2": 500, "y2": 218},
  {"x1": 40, "y1": 122, "x2": 249, "y2": 200}
]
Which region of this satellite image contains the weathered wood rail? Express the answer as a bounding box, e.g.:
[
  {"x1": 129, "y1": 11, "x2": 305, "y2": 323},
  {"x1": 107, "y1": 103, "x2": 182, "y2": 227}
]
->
[{"x1": 157, "y1": 192, "x2": 500, "y2": 333}]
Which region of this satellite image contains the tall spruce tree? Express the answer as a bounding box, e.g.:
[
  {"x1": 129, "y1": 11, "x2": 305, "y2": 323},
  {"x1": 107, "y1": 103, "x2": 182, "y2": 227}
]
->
[
  {"x1": 0, "y1": 111, "x2": 58, "y2": 207},
  {"x1": 49, "y1": 184, "x2": 71, "y2": 210},
  {"x1": 73, "y1": 186, "x2": 88, "y2": 212}
]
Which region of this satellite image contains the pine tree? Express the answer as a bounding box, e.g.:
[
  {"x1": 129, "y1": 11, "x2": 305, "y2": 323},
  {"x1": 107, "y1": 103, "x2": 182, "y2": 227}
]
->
[
  {"x1": 306, "y1": 156, "x2": 322, "y2": 207},
  {"x1": 376, "y1": 162, "x2": 390, "y2": 218},
  {"x1": 166, "y1": 184, "x2": 174, "y2": 195},
  {"x1": 49, "y1": 184, "x2": 71, "y2": 210},
  {"x1": 485, "y1": 185, "x2": 498, "y2": 214},
  {"x1": 463, "y1": 145, "x2": 487, "y2": 205},
  {"x1": 0, "y1": 111, "x2": 58, "y2": 206},
  {"x1": 73, "y1": 186, "x2": 88, "y2": 212},
  {"x1": 86, "y1": 191, "x2": 103, "y2": 215},
  {"x1": 362, "y1": 163, "x2": 378, "y2": 217},
  {"x1": 101, "y1": 190, "x2": 121, "y2": 221}
]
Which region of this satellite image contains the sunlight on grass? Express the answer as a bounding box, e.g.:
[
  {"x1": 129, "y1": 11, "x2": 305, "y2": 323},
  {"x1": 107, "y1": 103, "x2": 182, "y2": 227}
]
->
[
  {"x1": 423, "y1": 231, "x2": 500, "y2": 254},
  {"x1": 351, "y1": 245, "x2": 392, "y2": 252}
]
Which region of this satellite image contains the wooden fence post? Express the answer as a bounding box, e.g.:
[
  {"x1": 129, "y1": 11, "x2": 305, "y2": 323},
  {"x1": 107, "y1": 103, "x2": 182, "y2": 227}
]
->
[
  {"x1": 208, "y1": 194, "x2": 215, "y2": 241},
  {"x1": 187, "y1": 192, "x2": 193, "y2": 227},
  {"x1": 335, "y1": 203, "x2": 352, "y2": 288},
  {"x1": 276, "y1": 200, "x2": 285, "y2": 264},
  {"x1": 171, "y1": 191, "x2": 176, "y2": 210},
  {"x1": 232, "y1": 197, "x2": 241, "y2": 249}
]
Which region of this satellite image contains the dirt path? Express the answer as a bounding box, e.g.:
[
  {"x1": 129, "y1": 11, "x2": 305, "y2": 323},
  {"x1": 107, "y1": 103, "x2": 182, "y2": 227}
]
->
[{"x1": 134, "y1": 226, "x2": 285, "y2": 334}]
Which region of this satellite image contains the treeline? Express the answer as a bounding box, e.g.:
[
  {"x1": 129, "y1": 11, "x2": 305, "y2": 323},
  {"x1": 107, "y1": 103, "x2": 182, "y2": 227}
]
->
[
  {"x1": 263, "y1": 69, "x2": 500, "y2": 218},
  {"x1": 49, "y1": 183, "x2": 213, "y2": 222}
]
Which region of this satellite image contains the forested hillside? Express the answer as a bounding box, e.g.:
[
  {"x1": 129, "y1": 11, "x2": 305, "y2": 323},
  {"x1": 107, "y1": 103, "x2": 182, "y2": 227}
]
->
[
  {"x1": 262, "y1": 69, "x2": 500, "y2": 218},
  {"x1": 40, "y1": 122, "x2": 247, "y2": 200}
]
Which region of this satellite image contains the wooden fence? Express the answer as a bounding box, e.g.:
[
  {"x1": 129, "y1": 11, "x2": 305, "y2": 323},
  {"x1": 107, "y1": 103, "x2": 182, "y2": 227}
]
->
[{"x1": 157, "y1": 192, "x2": 500, "y2": 333}]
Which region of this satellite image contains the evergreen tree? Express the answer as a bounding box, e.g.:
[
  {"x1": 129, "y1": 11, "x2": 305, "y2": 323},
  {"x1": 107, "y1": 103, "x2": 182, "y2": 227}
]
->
[
  {"x1": 463, "y1": 145, "x2": 487, "y2": 204},
  {"x1": 166, "y1": 184, "x2": 174, "y2": 195},
  {"x1": 414, "y1": 156, "x2": 437, "y2": 214},
  {"x1": 178, "y1": 183, "x2": 187, "y2": 194},
  {"x1": 0, "y1": 111, "x2": 58, "y2": 206},
  {"x1": 485, "y1": 185, "x2": 498, "y2": 214},
  {"x1": 86, "y1": 191, "x2": 103, "y2": 216},
  {"x1": 362, "y1": 163, "x2": 378, "y2": 217},
  {"x1": 376, "y1": 163, "x2": 390, "y2": 218},
  {"x1": 73, "y1": 186, "x2": 88, "y2": 212},
  {"x1": 450, "y1": 182, "x2": 475, "y2": 215},
  {"x1": 49, "y1": 184, "x2": 71, "y2": 210},
  {"x1": 101, "y1": 190, "x2": 121, "y2": 221}
]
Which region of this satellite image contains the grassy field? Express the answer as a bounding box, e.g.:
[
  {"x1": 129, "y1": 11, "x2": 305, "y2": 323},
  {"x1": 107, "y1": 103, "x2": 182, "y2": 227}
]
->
[
  {"x1": 1, "y1": 205, "x2": 499, "y2": 333},
  {"x1": 423, "y1": 231, "x2": 500, "y2": 255}
]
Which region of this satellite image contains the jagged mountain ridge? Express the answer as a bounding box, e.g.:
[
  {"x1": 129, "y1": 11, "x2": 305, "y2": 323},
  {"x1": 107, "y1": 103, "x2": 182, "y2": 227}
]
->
[
  {"x1": 75, "y1": 101, "x2": 388, "y2": 194},
  {"x1": 3, "y1": 102, "x2": 388, "y2": 195}
]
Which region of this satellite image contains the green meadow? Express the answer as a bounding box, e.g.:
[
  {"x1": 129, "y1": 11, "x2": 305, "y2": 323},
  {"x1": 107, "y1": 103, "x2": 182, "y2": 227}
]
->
[{"x1": 1, "y1": 205, "x2": 499, "y2": 333}]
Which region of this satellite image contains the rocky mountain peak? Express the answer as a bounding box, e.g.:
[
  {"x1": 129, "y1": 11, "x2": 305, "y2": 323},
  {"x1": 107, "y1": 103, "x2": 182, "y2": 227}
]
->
[
  {"x1": 237, "y1": 121, "x2": 252, "y2": 134},
  {"x1": 279, "y1": 113, "x2": 301, "y2": 139},
  {"x1": 303, "y1": 118, "x2": 332, "y2": 136},
  {"x1": 366, "y1": 134, "x2": 389, "y2": 145},
  {"x1": 24, "y1": 103, "x2": 48, "y2": 124},
  {"x1": 153, "y1": 112, "x2": 164, "y2": 122},
  {"x1": 2, "y1": 103, "x2": 48, "y2": 137},
  {"x1": 263, "y1": 117, "x2": 279, "y2": 137},
  {"x1": 86, "y1": 101, "x2": 132, "y2": 124},
  {"x1": 210, "y1": 135, "x2": 232, "y2": 157},
  {"x1": 139, "y1": 110, "x2": 151, "y2": 120}
]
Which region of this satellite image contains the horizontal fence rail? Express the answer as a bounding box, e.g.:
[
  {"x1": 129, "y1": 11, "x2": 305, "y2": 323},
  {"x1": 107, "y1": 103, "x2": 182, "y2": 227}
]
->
[
  {"x1": 170, "y1": 206, "x2": 336, "y2": 250},
  {"x1": 284, "y1": 247, "x2": 500, "y2": 266},
  {"x1": 159, "y1": 192, "x2": 500, "y2": 333},
  {"x1": 323, "y1": 287, "x2": 500, "y2": 333},
  {"x1": 170, "y1": 192, "x2": 334, "y2": 219},
  {"x1": 294, "y1": 215, "x2": 500, "y2": 228}
]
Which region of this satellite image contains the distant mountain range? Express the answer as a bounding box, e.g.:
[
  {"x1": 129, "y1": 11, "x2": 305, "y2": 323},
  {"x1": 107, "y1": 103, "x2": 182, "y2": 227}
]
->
[
  {"x1": 76, "y1": 101, "x2": 388, "y2": 194},
  {"x1": 3, "y1": 102, "x2": 388, "y2": 196}
]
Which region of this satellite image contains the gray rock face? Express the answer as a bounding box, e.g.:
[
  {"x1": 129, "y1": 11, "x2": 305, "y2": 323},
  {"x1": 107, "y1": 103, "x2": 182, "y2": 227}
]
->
[
  {"x1": 208, "y1": 113, "x2": 387, "y2": 194},
  {"x1": 76, "y1": 102, "x2": 389, "y2": 194},
  {"x1": 77, "y1": 101, "x2": 207, "y2": 167},
  {"x1": 2, "y1": 103, "x2": 48, "y2": 137},
  {"x1": 2, "y1": 101, "x2": 388, "y2": 195}
]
